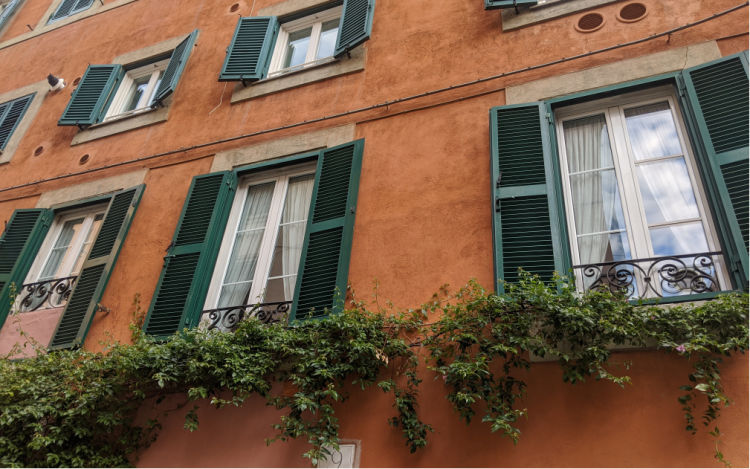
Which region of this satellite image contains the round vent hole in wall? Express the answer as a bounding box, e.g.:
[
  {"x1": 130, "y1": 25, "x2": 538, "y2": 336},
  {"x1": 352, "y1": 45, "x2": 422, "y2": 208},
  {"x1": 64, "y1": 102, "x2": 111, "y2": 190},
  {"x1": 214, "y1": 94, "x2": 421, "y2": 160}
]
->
[
  {"x1": 72, "y1": 77, "x2": 81, "y2": 87},
  {"x1": 618, "y1": 3, "x2": 647, "y2": 22},
  {"x1": 229, "y1": 3, "x2": 239, "y2": 12},
  {"x1": 79, "y1": 154, "x2": 90, "y2": 165},
  {"x1": 575, "y1": 12, "x2": 605, "y2": 32},
  {"x1": 34, "y1": 146, "x2": 44, "y2": 157}
]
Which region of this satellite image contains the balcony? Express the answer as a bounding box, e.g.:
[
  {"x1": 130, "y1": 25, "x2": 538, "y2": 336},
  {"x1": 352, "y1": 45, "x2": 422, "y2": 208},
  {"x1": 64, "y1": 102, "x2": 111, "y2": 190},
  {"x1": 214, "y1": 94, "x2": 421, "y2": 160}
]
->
[
  {"x1": 17, "y1": 276, "x2": 78, "y2": 312},
  {"x1": 572, "y1": 251, "x2": 725, "y2": 300},
  {"x1": 201, "y1": 301, "x2": 292, "y2": 332}
]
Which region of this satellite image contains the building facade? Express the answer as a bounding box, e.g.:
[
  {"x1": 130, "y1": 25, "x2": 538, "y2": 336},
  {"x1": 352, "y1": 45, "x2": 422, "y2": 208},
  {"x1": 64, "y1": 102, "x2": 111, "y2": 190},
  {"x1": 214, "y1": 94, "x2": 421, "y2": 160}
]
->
[{"x1": 0, "y1": 0, "x2": 747, "y2": 466}]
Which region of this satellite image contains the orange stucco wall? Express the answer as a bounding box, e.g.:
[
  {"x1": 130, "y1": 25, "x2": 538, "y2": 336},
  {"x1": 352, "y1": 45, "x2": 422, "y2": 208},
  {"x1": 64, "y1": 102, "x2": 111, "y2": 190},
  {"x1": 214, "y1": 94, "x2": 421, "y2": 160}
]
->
[{"x1": 0, "y1": 0, "x2": 747, "y2": 466}]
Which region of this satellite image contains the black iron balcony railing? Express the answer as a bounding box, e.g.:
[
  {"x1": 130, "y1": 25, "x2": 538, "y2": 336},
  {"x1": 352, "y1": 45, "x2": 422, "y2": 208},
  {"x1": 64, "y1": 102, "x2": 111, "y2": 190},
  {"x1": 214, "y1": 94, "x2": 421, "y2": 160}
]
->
[
  {"x1": 572, "y1": 251, "x2": 724, "y2": 300},
  {"x1": 201, "y1": 301, "x2": 292, "y2": 332},
  {"x1": 18, "y1": 276, "x2": 78, "y2": 312}
]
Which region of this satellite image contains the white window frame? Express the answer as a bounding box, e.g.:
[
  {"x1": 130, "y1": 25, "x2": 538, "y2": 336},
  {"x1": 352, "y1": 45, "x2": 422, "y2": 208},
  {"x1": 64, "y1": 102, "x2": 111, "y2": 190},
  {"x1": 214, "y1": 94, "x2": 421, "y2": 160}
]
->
[
  {"x1": 554, "y1": 85, "x2": 728, "y2": 293},
  {"x1": 204, "y1": 162, "x2": 316, "y2": 309},
  {"x1": 24, "y1": 203, "x2": 107, "y2": 284},
  {"x1": 267, "y1": 6, "x2": 342, "y2": 78},
  {"x1": 103, "y1": 58, "x2": 169, "y2": 122}
]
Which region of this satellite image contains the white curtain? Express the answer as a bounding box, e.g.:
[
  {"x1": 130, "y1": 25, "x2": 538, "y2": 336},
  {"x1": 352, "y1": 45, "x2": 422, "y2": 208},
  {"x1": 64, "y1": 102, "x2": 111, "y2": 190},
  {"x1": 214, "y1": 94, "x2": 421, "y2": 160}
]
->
[
  {"x1": 563, "y1": 114, "x2": 620, "y2": 265},
  {"x1": 281, "y1": 176, "x2": 314, "y2": 299},
  {"x1": 218, "y1": 182, "x2": 274, "y2": 307}
]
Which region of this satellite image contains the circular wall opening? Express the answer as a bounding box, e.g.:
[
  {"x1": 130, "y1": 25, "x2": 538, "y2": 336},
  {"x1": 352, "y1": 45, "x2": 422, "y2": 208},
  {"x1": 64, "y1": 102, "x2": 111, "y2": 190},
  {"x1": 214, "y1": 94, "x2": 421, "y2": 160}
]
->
[
  {"x1": 79, "y1": 154, "x2": 90, "y2": 165},
  {"x1": 575, "y1": 12, "x2": 605, "y2": 32},
  {"x1": 72, "y1": 77, "x2": 81, "y2": 86},
  {"x1": 617, "y1": 3, "x2": 647, "y2": 22},
  {"x1": 34, "y1": 146, "x2": 44, "y2": 157},
  {"x1": 229, "y1": 3, "x2": 239, "y2": 12}
]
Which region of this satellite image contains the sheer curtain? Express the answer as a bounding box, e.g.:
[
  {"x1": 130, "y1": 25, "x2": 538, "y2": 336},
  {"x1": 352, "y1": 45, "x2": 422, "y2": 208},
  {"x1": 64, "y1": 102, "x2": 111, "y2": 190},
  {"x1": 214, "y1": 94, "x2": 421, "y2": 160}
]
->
[
  {"x1": 563, "y1": 114, "x2": 620, "y2": 265},
  {"x1": 218, "y1": 182, "x2": 274, "y2": 307},
  {"x1": 281, "y1": 176, "x2": 314, "y2": 299}
]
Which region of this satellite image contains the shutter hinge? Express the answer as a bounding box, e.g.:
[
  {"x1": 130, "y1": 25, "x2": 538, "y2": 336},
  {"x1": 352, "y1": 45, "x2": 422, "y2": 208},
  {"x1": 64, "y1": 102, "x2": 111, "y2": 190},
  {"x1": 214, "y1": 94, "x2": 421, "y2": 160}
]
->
[
  {"x1": 545, "y1": 112, "x2": 552, "y2": 123},
  {"x1": 496, "y1": 171, "x2": 503, "y2": 188},
  {"x1": 676, "y1": 78, "x2": 687, "y2": 97},
  {"x1": 350, "y1": 206, "x2": 355, "y2": 214},
  {"x1": 494, "y1": 197, "x2": 502, "y2": 212}
]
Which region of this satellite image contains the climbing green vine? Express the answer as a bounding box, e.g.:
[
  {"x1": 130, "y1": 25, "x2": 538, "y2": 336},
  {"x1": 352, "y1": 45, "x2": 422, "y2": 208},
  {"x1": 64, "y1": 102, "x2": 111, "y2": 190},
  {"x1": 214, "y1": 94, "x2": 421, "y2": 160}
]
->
[{"x1": 0, "y1": 273, "x2": 747, "y2": 467}]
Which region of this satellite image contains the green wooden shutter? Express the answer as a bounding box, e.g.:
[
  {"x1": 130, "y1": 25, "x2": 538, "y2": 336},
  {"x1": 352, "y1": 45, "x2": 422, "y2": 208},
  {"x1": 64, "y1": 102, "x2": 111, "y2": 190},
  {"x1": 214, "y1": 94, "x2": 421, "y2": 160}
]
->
[
  {"x1": 0, "y1": 209, "x2": 52, "y2": 328},
  {"x1": 48, "y1": 185, "x2": 144, "y2": 349},
  {"x1": 490, "y1": 103, "x2": 568, "y2": 292},
  {"x1": 58, "y1": 64, "x2": 122, "y2": 127},
  {"x1": 291, "y1": 140, "x2": 364, "y2": 320},
  {"x1": 71, "y1": 0, "x2": 93, "y2": 14},
  {"x1": 680, "y1": 53, "x2": 749, "y2": 288},
  {"x1": 219, "y1": 17, "x2": 278, "y2": 82},
  {"x1": 152, "y1": 30, "x2": 199, "y2": 106},
  {"x1": 334, "y1": 0, "x2": 375, "y2": 58},
  {"x1": 49, "y1": 0, "x2": 77, "y2": 22},
  {"x1": 0, "y1": 0, "x2": 22, "y2": 31},
  {"x1": 0, "y1": 93, "x2": 34, "y2": 150},
  {"x1": 485, "y1": 0, "x2": 537, "y2": 10},
  {"x1": 143, "y1": 172, "x2": 236, "y2": 338}
]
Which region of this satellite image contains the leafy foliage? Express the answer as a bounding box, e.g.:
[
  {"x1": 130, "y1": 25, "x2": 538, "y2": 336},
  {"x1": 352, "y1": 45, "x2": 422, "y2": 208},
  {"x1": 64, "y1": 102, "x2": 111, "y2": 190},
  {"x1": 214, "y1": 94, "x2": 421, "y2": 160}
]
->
[{"x1": 0, "y1": 273, "x2": 746, "y2": 467}]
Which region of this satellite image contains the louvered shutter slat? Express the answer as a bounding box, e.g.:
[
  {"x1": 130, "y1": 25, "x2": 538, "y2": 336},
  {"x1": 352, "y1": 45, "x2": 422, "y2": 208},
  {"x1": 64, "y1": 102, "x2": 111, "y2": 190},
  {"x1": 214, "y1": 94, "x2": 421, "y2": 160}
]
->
[
  {"x1": 49, "y1": 186, "x2": 144, "y2": 349},
  {"x1": 49, "y1": 0, "x2": 78, "y2": 21},
  {"x1": 0, "y1": 94, "x2": 33, "y2": 150},
  {"x1": 152, "y1": 30, "x2": 199, "y2": 106},
  {"x1": 219, "y1": 17, "x2": 278, "y2": 82},
  {"x1": 484, "y1": 0, "x2": 537, "y2": 10},
  {"x1": 144, "y1": 172, "x2": 236, "y2": 338},
  {"x1": 291, "y1": 140, "x2": 364, "y2": 320},
  {"x1": 334, "y1": 0, "x2": 375, "y2": 58},
  {"x1": 58, "y1": 65, "x2": 122, "y2": 126},
  {"x1": 0, "y1": 209, "x2": 53, "y2": 328},
  {"x1": 0, "y1": 0, "x2": 22, "y2": 30},
  {"x1": 681, "y1": 54, "x2": 749, "y2": 288},
  {"x1": 491, "y1": 103, "x2": 567, "y2": 291}
]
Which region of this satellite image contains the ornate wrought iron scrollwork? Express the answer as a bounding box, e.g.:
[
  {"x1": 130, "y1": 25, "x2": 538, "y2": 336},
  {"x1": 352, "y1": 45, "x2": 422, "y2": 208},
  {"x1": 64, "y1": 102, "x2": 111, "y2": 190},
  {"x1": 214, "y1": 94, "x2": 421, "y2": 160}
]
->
[
  {"x1": 201, "y1": 301, "x2": 292, "y2": 332},
  {"x1": 573, "y1": 252, "x2": 724, "y2": 299},
  {"x1": 18, "y1": 276, "x2": 78, "y2": 312}
]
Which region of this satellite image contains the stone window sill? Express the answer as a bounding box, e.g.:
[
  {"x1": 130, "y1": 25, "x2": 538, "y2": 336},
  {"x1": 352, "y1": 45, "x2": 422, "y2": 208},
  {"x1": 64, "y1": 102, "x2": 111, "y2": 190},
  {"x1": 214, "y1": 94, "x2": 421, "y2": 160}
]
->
[
  {"x1": 230, "y1": 46, "x2": 366, "y2": 104},
  {"x1": 501, "y1": 0, "x2": 619, "y2": 31},
  {"x1": 71, "y1": 105, "x2": 169, "y2": 146}
]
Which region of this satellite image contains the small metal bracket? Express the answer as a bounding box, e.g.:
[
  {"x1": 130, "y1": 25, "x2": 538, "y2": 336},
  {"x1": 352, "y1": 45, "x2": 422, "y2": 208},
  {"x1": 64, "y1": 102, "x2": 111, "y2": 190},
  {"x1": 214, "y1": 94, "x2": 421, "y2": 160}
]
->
[
  {"x1": 496, "y1": 171, "x2": 503, "y2": 188},
  {"x1": 495, "y1": 197, "x2": 502, "y2": 212},
  {"x1": 96, "y1": 304, "x2": 111, "y2": 315}
]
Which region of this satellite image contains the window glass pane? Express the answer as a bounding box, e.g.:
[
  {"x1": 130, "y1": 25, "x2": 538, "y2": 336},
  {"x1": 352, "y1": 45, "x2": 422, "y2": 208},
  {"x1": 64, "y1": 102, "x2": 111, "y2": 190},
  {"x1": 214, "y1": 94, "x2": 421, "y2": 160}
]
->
[
  {"x1": 624, "y1": 102, "x2": 682, "y2": 161},
  {"x1": 316, "y1": 19, "x2": 340, "y2": 60},
  {"x1": 563, "y1": 114, "x2": 615, "y2": 172},
  {"x1": 39, "y1": 218, "x2": 85, "y2": 280},
  {"x1": 71, "y1": 213, "x2": 104, "y2": 276},
  {"x1": 218, "y1": 182, "x2": 275, "y2": 307},
  {"x1": 124, "y1": 76, "x2": 151, "y2": 112},
  {"x1": 264, "y1": 175, "x2": 314, "y2": 302},
  {"x1": 636, "y1": 157, "x2": 700, "y2": 225},
  {"x1": 147, "y1": 70, "x2": 165, "y2": 106},
  {"x1": 577, "y1": 231, "x2": 632, "y2": 265},
  {"x1": 564, "y1": 114, "x2": 632, "y2": 264},
  {"x1": 284, "y1": 27, "x2": 313, "y2": 68},
  {"x1": 650, "y1": 222, "x2": 709, "y2": 257}
]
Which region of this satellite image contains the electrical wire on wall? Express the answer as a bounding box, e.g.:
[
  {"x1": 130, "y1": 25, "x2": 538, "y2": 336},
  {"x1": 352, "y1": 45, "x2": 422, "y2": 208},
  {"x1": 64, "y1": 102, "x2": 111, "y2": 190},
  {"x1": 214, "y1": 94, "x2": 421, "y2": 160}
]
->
[{"x1": 0, "y1": 1, "x2": 746, "y2": 197}]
